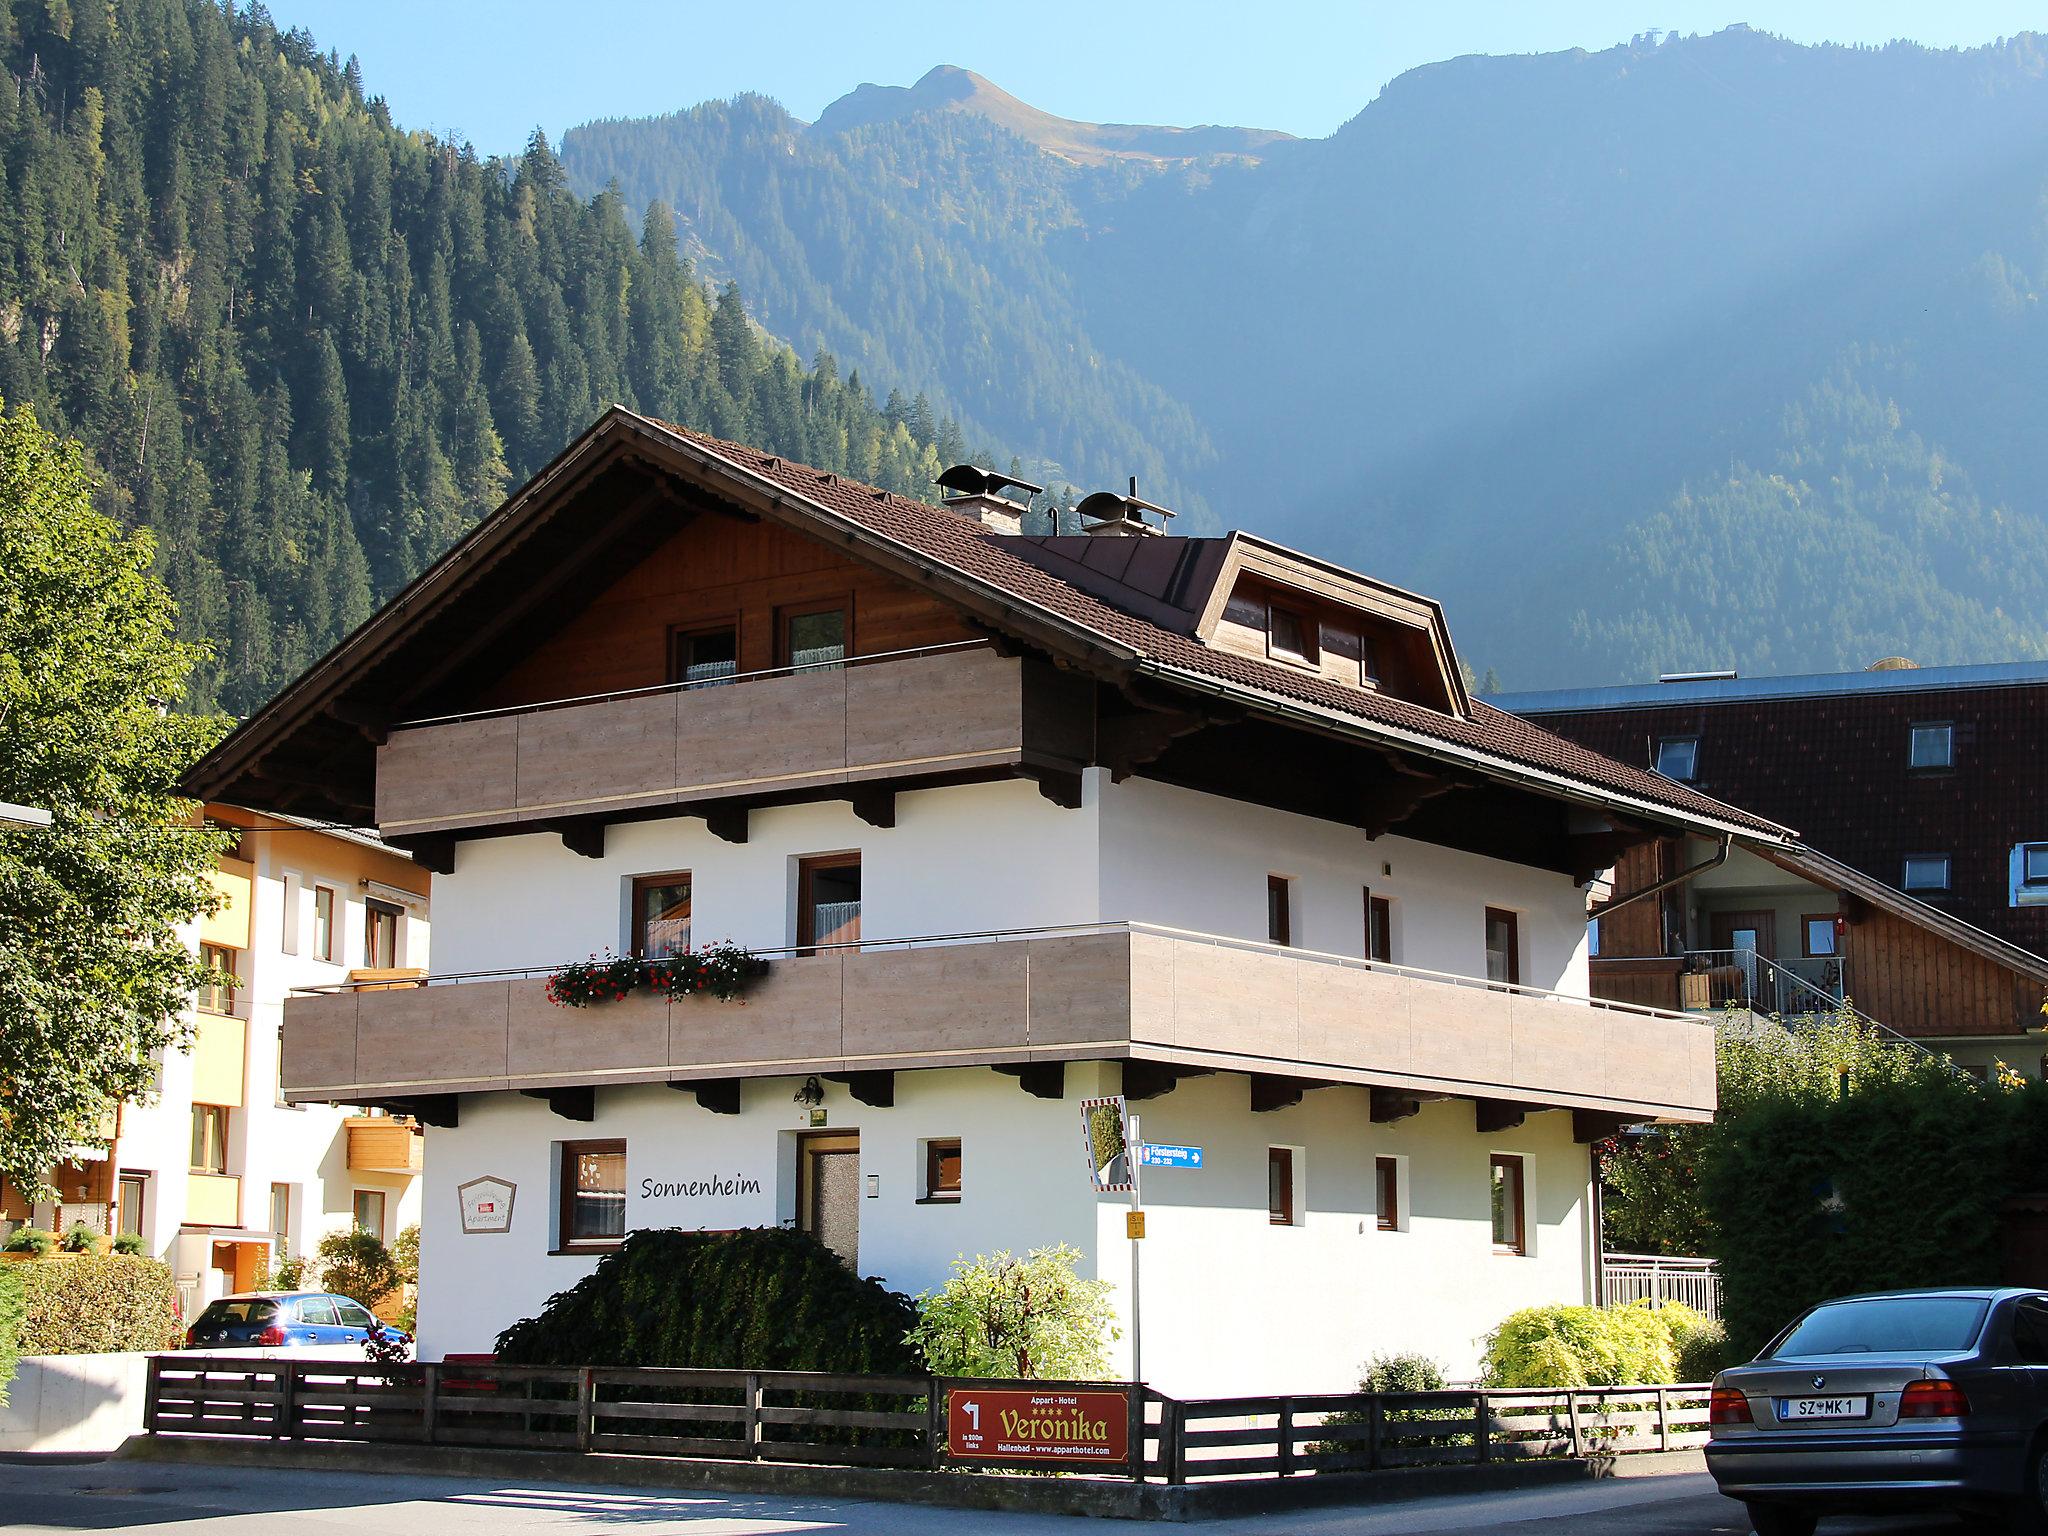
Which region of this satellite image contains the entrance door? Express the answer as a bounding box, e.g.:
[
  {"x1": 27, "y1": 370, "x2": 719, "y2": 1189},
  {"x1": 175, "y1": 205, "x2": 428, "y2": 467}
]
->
[
  {"x1": 798, "y1": 1132, "x2": 860, "y2": 1270},
  {"x1": 1710, "y1": 910, "x2": 1777, "y2": 1010}
]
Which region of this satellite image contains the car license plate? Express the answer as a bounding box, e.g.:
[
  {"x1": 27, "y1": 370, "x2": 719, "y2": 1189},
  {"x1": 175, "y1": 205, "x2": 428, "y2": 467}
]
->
[{"x1": 1778, "y1": 1396, "x2": 1869, "y2": 1421}]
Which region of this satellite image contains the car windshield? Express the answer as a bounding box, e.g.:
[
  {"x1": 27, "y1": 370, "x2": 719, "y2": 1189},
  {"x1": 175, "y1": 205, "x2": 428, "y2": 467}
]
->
[
  {"x1": 199, "y1": 1299, "x2": 277, "y2": 1325},
  {"x1": 1773, "y1": 1296, "x2": 1989, "y2": 1357}
]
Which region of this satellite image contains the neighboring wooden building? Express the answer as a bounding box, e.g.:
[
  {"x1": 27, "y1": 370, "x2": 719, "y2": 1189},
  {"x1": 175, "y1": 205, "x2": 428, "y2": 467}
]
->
[{"x1": 185, "y1": 409, "x2": 1799, "y2": 1392}]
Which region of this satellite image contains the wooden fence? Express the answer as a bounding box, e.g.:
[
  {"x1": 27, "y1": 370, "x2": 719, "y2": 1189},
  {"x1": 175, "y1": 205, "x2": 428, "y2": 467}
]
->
[{"x1": 142, "y1": 1358, "x2": 1709, "y2": 1483}]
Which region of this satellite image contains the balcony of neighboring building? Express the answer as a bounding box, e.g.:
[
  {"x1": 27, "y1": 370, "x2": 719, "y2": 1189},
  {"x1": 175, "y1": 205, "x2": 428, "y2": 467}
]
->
[
  {"x1": 344, "y1": 1114, "x2": 425, "y2": 1175},
  {"x1": 282, "y1": 922, "x2": 1715, "y2": 1125},
  {"x1": 372, "y1": 642, "x2": 1092, "y2": 845}
]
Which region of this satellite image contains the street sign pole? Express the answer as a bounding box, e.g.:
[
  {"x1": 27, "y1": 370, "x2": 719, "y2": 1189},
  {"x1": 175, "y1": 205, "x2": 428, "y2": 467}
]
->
[{"x1": 1129, "y1": 1110, "x2": 1142, "y2": 1387}]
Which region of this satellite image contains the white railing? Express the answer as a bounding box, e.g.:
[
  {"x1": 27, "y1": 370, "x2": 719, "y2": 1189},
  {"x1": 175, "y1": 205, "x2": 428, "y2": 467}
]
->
[{"x1": 1601, "y1": 1253, "x2": 1722, "y2": 1319}]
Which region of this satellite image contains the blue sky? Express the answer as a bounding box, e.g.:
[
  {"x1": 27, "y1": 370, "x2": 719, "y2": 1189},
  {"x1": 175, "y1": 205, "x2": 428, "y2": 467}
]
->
[{"x1": 267, "y1": 1, "x2": 2045, "y2": 155}]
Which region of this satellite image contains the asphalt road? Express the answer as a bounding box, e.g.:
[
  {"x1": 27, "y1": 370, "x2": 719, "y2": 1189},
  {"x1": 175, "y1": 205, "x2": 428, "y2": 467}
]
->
[{"x1": 0, "y1": 1455, "x2": 2007, "y2": 1533}]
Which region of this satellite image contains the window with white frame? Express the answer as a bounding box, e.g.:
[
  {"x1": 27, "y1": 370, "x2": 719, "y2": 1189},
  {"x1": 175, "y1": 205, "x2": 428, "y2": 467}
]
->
[
  {"x1": 1908, "y1": 722, "x2": 1953, "y2": 770},
  {"x1": 1653, "y1": 736, "x2": 1699, "y2": 781},
  {"x1": 1902, "y1": 855, "x2": 1952, "y2": 892},
  {"x1": 2014, "y1": 843, "x2": 2048, "y2": 906}
]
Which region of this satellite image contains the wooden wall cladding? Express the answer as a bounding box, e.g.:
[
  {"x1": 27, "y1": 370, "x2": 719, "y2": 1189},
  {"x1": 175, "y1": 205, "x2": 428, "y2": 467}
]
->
[
  {"x1": 1843, "y1": 904, "x2": 2038, "y2": 1038},
  {"x1": 474, "y1": 511, "x2": 979, "y2": 709}
]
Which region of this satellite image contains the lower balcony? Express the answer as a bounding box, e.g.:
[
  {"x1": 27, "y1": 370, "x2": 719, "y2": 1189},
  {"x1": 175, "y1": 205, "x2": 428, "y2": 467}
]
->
[{"x1": 284, "y1": 924, "x2": 1715, "y2": 1124}]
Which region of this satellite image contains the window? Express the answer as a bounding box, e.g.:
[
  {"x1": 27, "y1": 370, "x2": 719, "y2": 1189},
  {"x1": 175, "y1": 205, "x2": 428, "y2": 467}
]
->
[
  {"x1": 1586, "y1": 916, "x2": 1601, "y2": 958},
  {"x1": 197, "y1": 943, "x2": 238, "y2": 1014},
  {"x1": 1268, "y1": 604, "x2": 1315, "y2": 663},
  {"x1": 1653, "y1": 736, "x2": 1699, "y2": 781},
  {"x1": 1223, "y1": 591, "x2": 1267, "y2": 631},
  {"x1": 780, "y1": 603, "x2": 847, "y2": 670},
  {"x1": 2022, "y1": 844, "x2": 2048, "y2": 888},
  {"x1": 669, "y1": 624, "x2": 738, "y2": 687},
  {"x1": 1267, "y1": 875, "x2": 1293, "y2": 947},
  {"x1": 1375, "y1": 1156, "x2": 1401, "y2": 1232},
  {"x1": 1903, "y1": 855, "x2": 1952, "y2": 892},
  {"x1": 1908, "y1": 722, "x2": 1953, "y2": 770},
  {"x1": 1490, "y1": 1153, "x2": 1526, "y2": 1255},
  {"x1": 190, "y1": 1104, "x2": 229, "y2": 1174},
  {"x1": 296, "y1": 1296, "x2": 339, "y2": 1326},
  {"x1": 280, "y1": 872, "x2": 302, "y2": 955},
  {"x1": 1484, "y1": 908, "x2": 1520, "y2": 987},
  {"x1": 351, "y1": 1189, "x2": 386, "y2": 1241},
  {"x1": 559, "y1": 1140, "x2": 627, "y2": 1250},
  {"x1": 1267, "y1": 1147, "x2": 1296, "y2": 1226},
  {"x1": 922, "y1": 1139, "x2": 962, "y2": 1203},
  {"x1": 1365, "y1": 891, "x2": 1393, "y2": 963},
  {"x1": 797, "y1": 854, "x2": 862, "y2": 952},
  {"x1": 269, "y1": 1183, "x2": 290, "y2": 1253},
  {"x1": 118, "y1": 1173, "x2": 148, "y2": 1239},
  {"x1": 312, "y1": 886, "x2": 337, "y2": 962},
  {"x1": 364, "y1": 899, "x2": 400, "y2": 968},
  {"x1": 1803, "y1": 914, "x2": 1839, "y2": 958},
  {"x1": 335, "y1": 1299, "x2": 376, "y2": 1329},
  {"x1": 632, "y1": 873, "x2": 693, "y2": 959},
  {"x1": 2015, "y1": 1302, "x2": 2048, "y2": 1366},
  {"x1": 1322, "y1": 625, "x2": 1381, "y2": 688}
]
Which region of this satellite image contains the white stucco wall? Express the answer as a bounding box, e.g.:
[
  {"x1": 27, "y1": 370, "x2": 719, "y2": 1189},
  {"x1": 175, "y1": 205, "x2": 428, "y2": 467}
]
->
[{"x1": 415, "y1": 1066, "x2": 1593, "y2": 1393}]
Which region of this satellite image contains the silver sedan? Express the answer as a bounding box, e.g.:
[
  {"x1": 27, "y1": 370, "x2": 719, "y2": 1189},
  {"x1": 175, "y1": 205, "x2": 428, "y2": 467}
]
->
[{"x1": 1707, "y1": 1287, "x2": 2048, "y2": 1535}]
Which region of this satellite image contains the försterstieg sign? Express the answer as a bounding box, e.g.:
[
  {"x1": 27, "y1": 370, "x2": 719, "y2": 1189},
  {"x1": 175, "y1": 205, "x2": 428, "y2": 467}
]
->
[{"x1": 944, "y1": 1382, "x2": 1133, "y2": 1469}]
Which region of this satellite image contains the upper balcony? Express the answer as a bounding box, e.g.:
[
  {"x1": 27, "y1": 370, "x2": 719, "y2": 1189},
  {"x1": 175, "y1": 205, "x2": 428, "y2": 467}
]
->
[
  {"x1": 283, "y1": 923, "x2": 1714, "y2": 1125},
  {"x1": 374, "y1": 642, "x2": 1092, "y2": 842}
]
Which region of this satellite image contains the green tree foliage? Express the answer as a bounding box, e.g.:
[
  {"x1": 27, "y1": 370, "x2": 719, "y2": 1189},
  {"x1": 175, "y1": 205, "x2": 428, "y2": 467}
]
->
[
  {"x1": 495, "y1": 1228, "x2": 919, "y2": 1374},
  {"x1": 1602, "y1": 1014, "x2": 2048, "y2": 1357},
  {"x1": 315, "y1": 1225, "x2": 400, "y2": 1311},
  {"x1": 0, "y1": 2, "x2": 972, "y2": 715},
  {"x1": 0, "y1": 1263, "x2": 22, "y2": 1404},
  {"x1": 1480, "y1": 1301, "x2": 1684, "y2": 1388},
  {"x1": 905, "y1": 1244, "x2": 1118, "y2": 1380},
  {"x1": 0, "y1": 400, "x2": 226, "y2": 1200}
]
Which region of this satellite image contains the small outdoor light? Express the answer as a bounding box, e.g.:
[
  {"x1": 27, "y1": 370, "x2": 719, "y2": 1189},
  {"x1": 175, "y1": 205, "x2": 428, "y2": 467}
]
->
[{"x1": 793, "y1": 1075, "x2": 824, "y2": 1108}]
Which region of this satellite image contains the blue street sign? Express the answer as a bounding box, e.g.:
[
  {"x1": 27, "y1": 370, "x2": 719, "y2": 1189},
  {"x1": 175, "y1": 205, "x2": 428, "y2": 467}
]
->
[{"x1": 1137, "y1": 1142, "x2": 1203, "y2": 1169}]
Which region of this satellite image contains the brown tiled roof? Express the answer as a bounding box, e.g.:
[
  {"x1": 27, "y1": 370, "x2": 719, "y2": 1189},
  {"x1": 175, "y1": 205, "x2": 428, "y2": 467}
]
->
[{"x1": 647, "y1": 415, "x2": 1789, "y2": 838}]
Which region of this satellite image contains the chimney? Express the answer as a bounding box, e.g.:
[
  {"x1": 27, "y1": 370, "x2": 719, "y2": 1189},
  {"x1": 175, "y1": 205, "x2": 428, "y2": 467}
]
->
[
  {"x1": 1077, "y1": 477, "x2": 1175, "y2": 538},
  {"x1": 936, "y1": 464, "x2": 1042, "y2": 535}
]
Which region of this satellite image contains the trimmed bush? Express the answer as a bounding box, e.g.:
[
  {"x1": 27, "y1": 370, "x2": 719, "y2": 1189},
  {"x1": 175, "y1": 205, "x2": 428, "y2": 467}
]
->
[
  {"x1": 496, "y1": 1227, "x2": 919, "y2": 1373},
  {"x1": 907, "y1": 1245, "x2": 1118, "y2": 1379},
  {"x1": 1361, "y1": 1352, "x2": 1449, "y2": 1394},
  {"x1": 1480, "y1": 1302, "x2": 1679, "y2": 1388},
  {"x1": 0, "y1": 1263, "x2": 23, "y2": 1404},
  {"x1": 3, "y1": 1228, "x2": 53, "y2": 1258},
  {"x1": 15, "y1": 1257, "x2": 181, "y2": 1355}
]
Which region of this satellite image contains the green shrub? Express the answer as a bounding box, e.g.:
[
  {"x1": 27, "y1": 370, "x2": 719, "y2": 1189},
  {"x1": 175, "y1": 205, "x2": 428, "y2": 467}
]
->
[
  {"x1": 58, "y1": 1223, "x2": 99, "y2": 1255},
  {"x1": 907, "y1": 1245, "x2": 1118, "y2": 1379},
  {"x1": 1360, "y1": 1352, "x2": 1448, "y2": 1394},
  {"x1": 110, "y1": 1233, "x2": 146, "y2": 1257},
  {"x1": 1658, "y1": 1302, "x2": 1733, "y2": 1381},
  {"x1": 15, "y1": 1257, "x2": 181, "y2": 1354},
  {"x1": 316, "y1": 1226, "x2": 400, "y2": 1311},
  {"x1": 266, "y1": 1244, "x2": 307, "y2": 1291},
  {"x1": 0, "y1": 1264, "x2": 23, "y2": 1404},
  {"x1": 496, "y1": 1227, "x2": 919, "y2": 1373},
  {"x1": 1480, "y1": 1302, "x2": 1678, "y2": 1388},
  {"x1": 3, "y1": 1228, "x2": 53, "y2": 1258}
]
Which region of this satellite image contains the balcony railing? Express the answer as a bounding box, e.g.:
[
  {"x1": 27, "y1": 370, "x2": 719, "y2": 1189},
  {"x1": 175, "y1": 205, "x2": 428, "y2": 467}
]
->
[
  {"x1": 373, "y1": 641, "x2": 1089, "y2": 837},
  {"x1": 283, "y1": 921, "x2": 1715, "y2": 1121},
  {"x1": 1600, "y1": 1253, "x2": 1723, "y2": 1319}
]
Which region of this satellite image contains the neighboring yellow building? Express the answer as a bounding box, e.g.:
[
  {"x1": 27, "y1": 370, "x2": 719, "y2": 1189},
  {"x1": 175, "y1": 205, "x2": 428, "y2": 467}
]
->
[{"x1": 0, "y1": 806, "x2": 432, "y2": 1315}]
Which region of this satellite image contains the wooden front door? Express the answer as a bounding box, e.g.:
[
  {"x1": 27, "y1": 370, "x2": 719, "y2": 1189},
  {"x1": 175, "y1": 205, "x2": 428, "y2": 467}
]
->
[
  {"x1": 798, "y1": 1132, "x2": 860, "y2": 1270},
  {"x1": 1710, "y1": 910, "x2": 1777, "y2": 961}
]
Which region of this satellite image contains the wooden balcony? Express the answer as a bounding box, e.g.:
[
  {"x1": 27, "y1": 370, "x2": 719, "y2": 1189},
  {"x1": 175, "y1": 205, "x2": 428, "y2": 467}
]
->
[
  {"x1": 373, "y1": 643, "x2": 1090, "y2": 838},
  {"x1": 345, "y1": 1115, "x2": 425, "y2": 1175},
  {"x1": 284, "y1": 925, "x2": 1715, "y2": 1123}
]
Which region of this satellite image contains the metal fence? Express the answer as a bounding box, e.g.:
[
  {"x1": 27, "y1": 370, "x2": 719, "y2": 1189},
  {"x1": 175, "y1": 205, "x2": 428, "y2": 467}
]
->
[
  {"x1": 143, "y1": 1358, "x2": 1709, "y2": 1483},
  {"x1": 1601, "y1": 1253, "x2": 1723, "y2": 1318}
]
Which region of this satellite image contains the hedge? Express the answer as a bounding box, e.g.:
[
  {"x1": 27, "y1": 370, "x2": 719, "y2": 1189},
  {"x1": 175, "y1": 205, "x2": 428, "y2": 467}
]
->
[
  {"x1": 1480, "y1": 1302, "x2": 1682, "y2": 1387},
  {"x1": 12, "y1": 1256, "x2": 183, "y2": 1356},
  {"x1": 495, "y1": 1227, "x2": 920, "y2": 1373},
  {"x1": 0, "y1": 1264, "x2": 23, "y2": 1404}
]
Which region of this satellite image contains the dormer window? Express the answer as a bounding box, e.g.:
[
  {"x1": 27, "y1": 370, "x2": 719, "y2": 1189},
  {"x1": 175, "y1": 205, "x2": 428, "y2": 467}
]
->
[
  {"x1": 1323, "y1": 625, "x2": 1381, "y2": 689},
  {"x1": 1654, "y1": 736, "x2": 1699, "y2": 781},
  {"x1": 1268, "y1": 605, "x2": 1314, "y2": 664}
]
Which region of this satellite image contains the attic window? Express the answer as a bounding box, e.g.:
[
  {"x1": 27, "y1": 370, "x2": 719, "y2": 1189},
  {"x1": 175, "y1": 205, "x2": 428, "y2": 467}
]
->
[
  {"x1": 1323, "y1": 625, "x2": 1381, "y2": 688},
  {"x1": 1654, "y1": 737, "x2": 1699, "y2": 782},
  {"x1": 1268, "y1": 605, "x2": 1314, "y2": 664}
]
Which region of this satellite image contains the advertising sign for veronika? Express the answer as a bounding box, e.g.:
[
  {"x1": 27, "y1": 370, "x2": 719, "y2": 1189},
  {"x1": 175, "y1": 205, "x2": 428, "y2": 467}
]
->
[
  {"x1": 456, "y1": 1175, "x2": 515, "y2": 1234},
  {"x1": 944, "y1": 1383, "x2": 1133, "y2": 1469}
]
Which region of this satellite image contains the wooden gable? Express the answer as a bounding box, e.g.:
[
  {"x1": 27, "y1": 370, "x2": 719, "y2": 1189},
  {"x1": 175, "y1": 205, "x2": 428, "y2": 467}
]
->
[{"x1": 474, "y1": 508, "x2": 980, "y2": 712}]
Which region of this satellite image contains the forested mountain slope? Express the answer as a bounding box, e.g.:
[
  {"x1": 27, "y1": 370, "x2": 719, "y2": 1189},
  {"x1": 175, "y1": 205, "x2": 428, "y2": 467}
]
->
[
  {"x1": 565, "y1": 28, "x2": 2048, "y2": 686},
  {"x1": 0, "y1": 0, "x2": 974, "y2": 714}
]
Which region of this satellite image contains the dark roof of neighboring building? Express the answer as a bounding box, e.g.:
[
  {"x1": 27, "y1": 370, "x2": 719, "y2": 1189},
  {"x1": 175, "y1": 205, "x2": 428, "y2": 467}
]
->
[
  {"x1": 182, "y1": 408, "x2": 1791, "y2": 840},
  {"x1": 1494, "y1": 659, "x2": 2048, "y2": 716}
]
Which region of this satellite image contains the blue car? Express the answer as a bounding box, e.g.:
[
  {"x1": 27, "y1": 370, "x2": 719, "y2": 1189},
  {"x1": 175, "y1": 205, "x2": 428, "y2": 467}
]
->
[{"x1": 183, "y1": 1290, "x2": 409, "y2": 1353}]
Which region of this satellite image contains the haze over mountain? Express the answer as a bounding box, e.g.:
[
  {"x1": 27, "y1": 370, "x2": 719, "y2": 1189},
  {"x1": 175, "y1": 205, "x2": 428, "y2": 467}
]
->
[{"x1": 562, "y1": 28, "x2": 2048, "y2": 687}]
